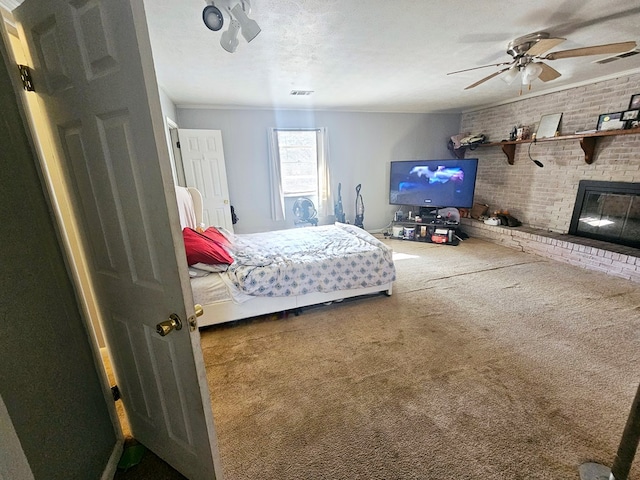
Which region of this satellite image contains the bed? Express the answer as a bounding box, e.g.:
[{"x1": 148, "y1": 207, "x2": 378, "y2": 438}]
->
[{"x1": 176, "y1": 187, "x2": 396, "y2": 327}]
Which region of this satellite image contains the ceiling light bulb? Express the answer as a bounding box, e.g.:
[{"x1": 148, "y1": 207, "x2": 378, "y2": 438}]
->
[
  {"x1": 521, "y1": 62, "x2": 543, "y2": 85},
  {"x1": 220, "y1": 18, "x2": 240, "y2": 53},
  {"x1": 230, "y1": 2, "x2": 261, "y2": 42},
  {"x1": 202, "y1": 4, "x2": 224, "y2": 31},
  {"x1": 502, "y1": 66, "x2": 519, "y2": 85}
]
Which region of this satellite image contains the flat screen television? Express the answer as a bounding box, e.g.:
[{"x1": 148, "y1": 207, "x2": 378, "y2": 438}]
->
[{"x1": 389, "y1": 158, "x2": 478, "y2": 208}]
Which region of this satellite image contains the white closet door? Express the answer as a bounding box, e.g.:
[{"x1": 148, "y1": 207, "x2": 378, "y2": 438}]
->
[{"x1": 178, "y1": 129, "x2": 234, "y2": 232}]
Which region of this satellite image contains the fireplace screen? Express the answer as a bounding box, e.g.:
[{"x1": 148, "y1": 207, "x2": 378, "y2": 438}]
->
[{"x1": 569, "y1": 181, "x2": 640, "y2": 249}]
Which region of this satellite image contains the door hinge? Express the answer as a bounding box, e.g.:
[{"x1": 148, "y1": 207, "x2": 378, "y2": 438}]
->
[
  {"x1": 111, "y1": 385, "x2": 121, "y2": 401},
  {"x1": 17, "y1": 65, "x2": 34, "y2": 92},
  {"x1": 176, "y1": 141, "x2": 181, "y2": 149}
]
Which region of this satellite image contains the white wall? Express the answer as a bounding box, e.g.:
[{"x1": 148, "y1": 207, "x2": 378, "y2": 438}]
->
[
  {"x1": 159, "y1": 86, "x2": 177, "y2": 123},
  {"x1": 460, "y1": 72, "x2": 640, "y2": 233},
  {"x1": 176, "y1": 108, "x2": 461, "y2": 233}
]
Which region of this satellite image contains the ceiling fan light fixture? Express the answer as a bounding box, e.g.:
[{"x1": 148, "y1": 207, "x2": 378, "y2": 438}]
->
[
  {"x1": 202, "y1": 4, "x2": 224, "y2": 31},
  {"x1": 502, "y1": 66, "x2": 519, "y2": 85},
  {"x1": 521, "y1": 62, "x2": 543, "y2": 85}
]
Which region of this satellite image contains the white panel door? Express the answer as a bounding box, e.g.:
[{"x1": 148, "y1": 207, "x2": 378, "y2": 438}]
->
[
  {"x1": 13, "y1": 1, "x2": 222, "y2": 479},
  {"x1": 178, "y1": 129, "x2": 234, "y2": 232}
]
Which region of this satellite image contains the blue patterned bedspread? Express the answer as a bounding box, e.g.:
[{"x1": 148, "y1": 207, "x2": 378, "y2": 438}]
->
[{"x1": 223, "y1": 223, "x2": 396, "y2": 297}]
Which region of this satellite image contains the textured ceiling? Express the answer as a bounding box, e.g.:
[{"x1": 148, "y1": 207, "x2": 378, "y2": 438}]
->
[{"x1": 144, "y1": 0, "x2": 640, "y2": 113}]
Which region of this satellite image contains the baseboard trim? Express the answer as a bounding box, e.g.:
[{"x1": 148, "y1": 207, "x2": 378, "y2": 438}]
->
[{"x1": 101, "y1": 438, "x2": 124, "y2": 480}]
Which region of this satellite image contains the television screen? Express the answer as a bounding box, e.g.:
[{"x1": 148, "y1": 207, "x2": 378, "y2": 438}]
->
[{"x1": 389, "y1": 158, "x2": 478, "y2": 208}]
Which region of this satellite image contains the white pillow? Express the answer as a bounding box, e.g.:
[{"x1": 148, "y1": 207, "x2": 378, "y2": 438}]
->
[{"x1": 192, "y1": 262, "x2": 229, "y2": 273}]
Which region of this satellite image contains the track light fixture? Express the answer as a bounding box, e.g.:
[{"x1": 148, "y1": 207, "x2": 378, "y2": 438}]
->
[
  {"x1": 202, "y1": 4, "x2": 224, "y2": 31},
  {"x1": 202, "y1": 0, "x2": 261, "y2": 53},
  {"x1": 220, "y1": 18, "x2": 240, "y2": 53}
]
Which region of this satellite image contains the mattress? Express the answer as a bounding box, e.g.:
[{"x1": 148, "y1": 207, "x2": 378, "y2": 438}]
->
[{"x1": 190, "y1": 223, "x2": 396, "y2": 305}]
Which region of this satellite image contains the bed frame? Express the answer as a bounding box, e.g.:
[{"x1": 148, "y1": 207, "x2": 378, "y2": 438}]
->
[
  {"x1": 184, "y1": 187, "x2": 393, "y2": 328},
  {"x1": 197, "y1": 283, "x2": 393, "y2": 328}
]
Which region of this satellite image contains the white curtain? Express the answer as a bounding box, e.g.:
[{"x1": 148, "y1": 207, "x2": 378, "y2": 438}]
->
[
  {"x1": 268, "y1": 128, "x2": 285, "y2": 221},
  {"x1": 316, "y1": 127, "x2": 332, "y2": 218}
]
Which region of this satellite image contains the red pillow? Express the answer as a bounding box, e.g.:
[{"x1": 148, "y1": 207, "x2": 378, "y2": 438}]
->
[
  {"x1": 182, "y1": 228, "x2": 233, "y2": 266},
  {"x1": 200, "y1": 227, "x2": 231, "y2": 247}
]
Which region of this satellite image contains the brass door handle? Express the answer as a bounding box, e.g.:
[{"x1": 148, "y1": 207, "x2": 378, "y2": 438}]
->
[
  {"x1": 189, "y1": 304, "x2": 204, "y2": 331},
  {"x1": 156, "y1": 313, "x2": 183, "y2": 336}
]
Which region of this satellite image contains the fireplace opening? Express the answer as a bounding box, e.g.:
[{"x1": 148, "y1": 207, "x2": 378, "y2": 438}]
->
[{"x1": 569, "y1": 181, "x2": 640, "y2": 249}]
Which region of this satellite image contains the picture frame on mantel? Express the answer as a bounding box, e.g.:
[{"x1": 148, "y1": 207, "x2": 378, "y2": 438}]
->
[
  {"x1": 629, "y1": 93, "x2": 640, "y2": 110},
  {"x1": 622, "y1": 109, "x2": 639, "y2": 129},
  {"x1": 597, "y1": 111, "x2": 626, "y2": 131},
  {"x1": 535, "y1": 113, "x2": 563, "y2": 139}
]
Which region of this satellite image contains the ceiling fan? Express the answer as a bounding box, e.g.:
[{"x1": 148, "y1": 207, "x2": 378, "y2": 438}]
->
[{"x1": 448, "y1": 32, "x2": 637, "y2": 93}]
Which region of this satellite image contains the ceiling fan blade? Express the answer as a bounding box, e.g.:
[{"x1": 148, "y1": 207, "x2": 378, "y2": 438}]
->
[
  {"x1": 526, "y1": 37, "x2": 565, "y2": 56},
  {"x1": 464, "y1": 67, "x2": 510, "y2": 90},
  {"x1": 447, "y1": 61, "x2": 513, "y2": 75},
  {"x1": 544, "y1": 41, "x2": 636, "y2": 60},
  {"x1": 537, "y1": 62, "x2": 562, "y2": 82}
]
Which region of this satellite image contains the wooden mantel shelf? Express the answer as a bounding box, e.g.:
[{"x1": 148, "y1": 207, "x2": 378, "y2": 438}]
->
[{"x1": 476, "y1": 127, "x2": 640, "y2": 165}]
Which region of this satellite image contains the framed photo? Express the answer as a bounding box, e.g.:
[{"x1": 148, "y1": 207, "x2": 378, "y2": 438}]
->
[
  {"x1": 535, "y1": 113, "x2": 563, "y2": 139},
  {"x1": 596, "y1": 112, "x2": 626, "y2": 131},
  {"x1": 629, "y1": 94, "x2": 640, "y2": 110}
]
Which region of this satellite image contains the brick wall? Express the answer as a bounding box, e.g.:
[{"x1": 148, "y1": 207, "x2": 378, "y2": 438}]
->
[{"x1": 460, "y1": 73, "x2": 640, "y2": 233}]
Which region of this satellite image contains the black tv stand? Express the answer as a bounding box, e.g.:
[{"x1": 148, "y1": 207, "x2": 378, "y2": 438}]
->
[{"x1": 391, "y1": 219, "x2": 460, "y2": 245}]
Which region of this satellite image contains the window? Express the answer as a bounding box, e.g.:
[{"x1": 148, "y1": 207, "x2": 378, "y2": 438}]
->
[
  {"x1": 268, "y1": 128, "x2": 331, "y2": 221},
  {"x1": 276, "y1": 130, "x2": 318, "y2": 197}
]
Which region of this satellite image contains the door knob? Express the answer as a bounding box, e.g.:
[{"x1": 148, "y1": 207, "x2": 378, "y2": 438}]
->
[
  {"x1": 188, "y1": 304, "x2": 204, "y2": 331},
  {"x1": 156, "y1": 313, "x2": 183, "y2": 336}
]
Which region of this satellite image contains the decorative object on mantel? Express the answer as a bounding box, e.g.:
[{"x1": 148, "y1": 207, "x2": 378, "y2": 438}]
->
[
  {"x1": 477, "y1": 127, "x2": 640, "y2": 165},
  {"x1": 448, "y1": 132, "x2": 469, "y2": 159},
  {"x1": 622, "y1": 109, "x2": 639, "y2": 129},
  {"x1": 629, "y1": 93, "x2": 640, "y2": 110},
  {"x1": 516, "y1": 125, "x2": 531, "y2": 140},
  {"x1": 509, "y1": 126, "x2": 518, "y2": 141},
  {"x1": 459, "y1": 133, "x2": 486, "y2": 150},
  {"x1": 535, "y1": 113, "x2": 562, "y2": 139},
  {"x1": 597, "y1": 111, "x2": 626, "y2": 131}
]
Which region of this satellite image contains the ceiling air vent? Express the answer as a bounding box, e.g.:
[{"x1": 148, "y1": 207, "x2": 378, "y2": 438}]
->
[
  {"x1": 290, "y1": 90, "x2": 314, "y2": 96},
  {"x1": 594, "y1": 49, "x2": 640, "y2": 64}
]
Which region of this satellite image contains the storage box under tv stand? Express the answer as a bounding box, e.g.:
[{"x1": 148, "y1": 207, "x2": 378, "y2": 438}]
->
[{"x1": 392, "y1": 220, "x2": 460, "y2": 245}]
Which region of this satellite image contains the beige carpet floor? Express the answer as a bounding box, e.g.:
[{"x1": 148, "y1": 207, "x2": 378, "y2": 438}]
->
[{"x1": 200, "y1": 237, "x2": 640, "y2": 480}]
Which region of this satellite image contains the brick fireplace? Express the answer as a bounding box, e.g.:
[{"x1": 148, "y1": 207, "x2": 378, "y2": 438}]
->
[
  {"x1": 460, "y1": 72, "x2": 640, "y2": 236},
  {"x1": 459, "y1": 72, "x2": 640, "y2": 283}
]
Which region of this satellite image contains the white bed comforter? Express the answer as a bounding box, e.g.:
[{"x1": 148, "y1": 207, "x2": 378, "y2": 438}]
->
[{"x1": 222, "y1": 223, "x2": 395, "y2": 298}]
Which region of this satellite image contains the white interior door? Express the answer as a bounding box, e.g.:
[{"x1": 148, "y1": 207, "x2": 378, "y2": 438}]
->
[
  {"x1": 178, "y1": 129, "x2": 234, "y2": 231},
  {"x1": 13, "y1": 1, "x2": 222, "y2": 479}
]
